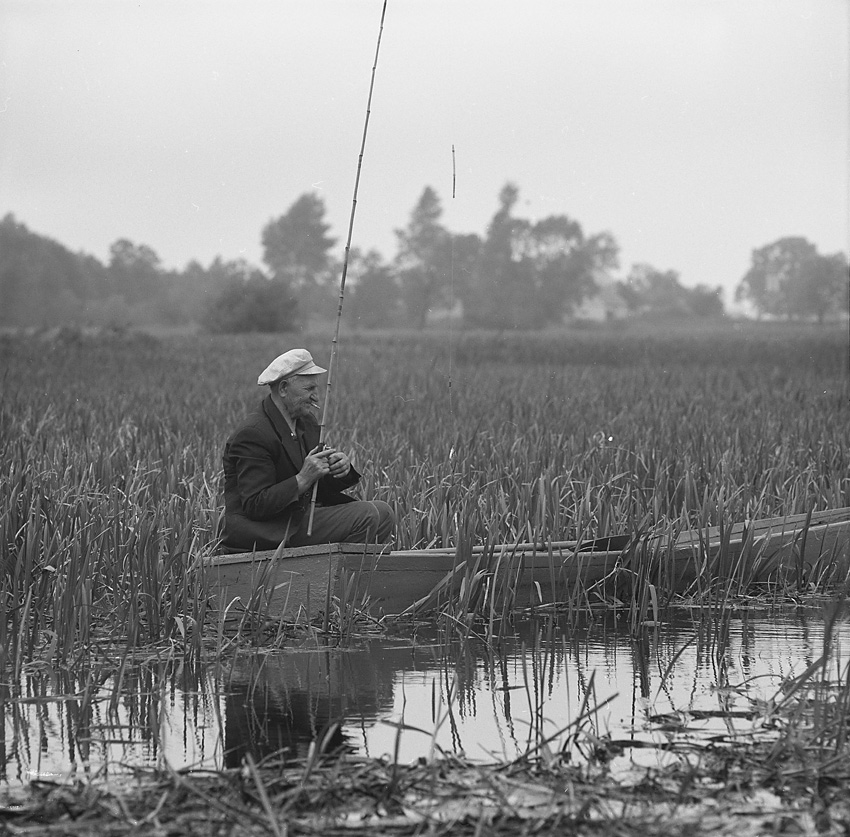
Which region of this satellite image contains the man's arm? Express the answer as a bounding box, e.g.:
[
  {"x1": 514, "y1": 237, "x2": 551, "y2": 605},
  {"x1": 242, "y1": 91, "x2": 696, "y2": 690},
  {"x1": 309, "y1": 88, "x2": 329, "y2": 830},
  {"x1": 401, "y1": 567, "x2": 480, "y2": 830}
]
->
[
  {"x1": 300, "y1": 421, "x2": 360, "y2": 494},
  {"x1": 228, "y1": 431, "x2": 359, "y2": 520},
  {"x1": 227, "y1": 430, "x2": 300, "y2": 520}
]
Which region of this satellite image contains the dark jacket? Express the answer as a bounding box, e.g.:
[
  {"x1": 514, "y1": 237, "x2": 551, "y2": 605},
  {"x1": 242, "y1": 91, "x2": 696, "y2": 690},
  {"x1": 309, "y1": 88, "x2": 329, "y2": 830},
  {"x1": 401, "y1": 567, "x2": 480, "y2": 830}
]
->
[{"x1": 221, "y1": 395, "x2": 360, "y2": 551}]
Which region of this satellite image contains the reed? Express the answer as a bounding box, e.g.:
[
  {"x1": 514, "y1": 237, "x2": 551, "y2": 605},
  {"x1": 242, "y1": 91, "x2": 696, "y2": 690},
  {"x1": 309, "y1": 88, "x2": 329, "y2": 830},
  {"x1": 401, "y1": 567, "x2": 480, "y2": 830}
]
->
[
  {"x1": 762, "y1": 594, "x2": 850, "y2": 754},
  {"x1": 1, "y1": 324, "x2": 847, "y2": 664}
]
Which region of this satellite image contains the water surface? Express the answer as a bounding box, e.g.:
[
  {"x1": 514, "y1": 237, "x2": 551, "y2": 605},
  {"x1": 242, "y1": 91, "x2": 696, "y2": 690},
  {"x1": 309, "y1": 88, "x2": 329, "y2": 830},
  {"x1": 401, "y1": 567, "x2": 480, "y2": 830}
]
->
[{"x1": 2, "y1": 605, "x2": 846, "y2": 796}]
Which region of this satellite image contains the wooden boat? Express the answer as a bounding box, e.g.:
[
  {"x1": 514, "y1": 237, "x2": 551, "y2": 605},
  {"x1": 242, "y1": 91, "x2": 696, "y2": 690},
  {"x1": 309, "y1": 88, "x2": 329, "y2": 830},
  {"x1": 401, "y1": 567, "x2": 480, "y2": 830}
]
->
[{"x1": 205, "y1": 507, "x2": 850, "y2": 622}]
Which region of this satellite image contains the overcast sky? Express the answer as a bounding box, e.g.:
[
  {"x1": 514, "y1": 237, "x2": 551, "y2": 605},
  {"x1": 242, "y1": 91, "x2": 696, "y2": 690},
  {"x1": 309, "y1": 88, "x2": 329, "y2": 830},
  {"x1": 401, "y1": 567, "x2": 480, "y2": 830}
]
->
[{"x1": 1, "y1": 0, "x2": 846, "y2": 307}]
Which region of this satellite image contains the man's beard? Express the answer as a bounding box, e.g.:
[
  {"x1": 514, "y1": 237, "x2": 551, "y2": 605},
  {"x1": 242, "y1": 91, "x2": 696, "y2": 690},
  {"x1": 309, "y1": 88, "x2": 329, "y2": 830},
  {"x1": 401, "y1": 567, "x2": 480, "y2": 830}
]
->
[{"x1": 291, "y1": 399, "x2": 319, "y2": 420}]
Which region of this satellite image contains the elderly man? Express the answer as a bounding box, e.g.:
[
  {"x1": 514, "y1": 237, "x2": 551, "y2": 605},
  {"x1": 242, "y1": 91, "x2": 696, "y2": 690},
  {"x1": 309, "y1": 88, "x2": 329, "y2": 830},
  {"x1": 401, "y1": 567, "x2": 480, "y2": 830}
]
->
[{"x1": 221, "y1": 349, "x2": 394, "y2": 552}]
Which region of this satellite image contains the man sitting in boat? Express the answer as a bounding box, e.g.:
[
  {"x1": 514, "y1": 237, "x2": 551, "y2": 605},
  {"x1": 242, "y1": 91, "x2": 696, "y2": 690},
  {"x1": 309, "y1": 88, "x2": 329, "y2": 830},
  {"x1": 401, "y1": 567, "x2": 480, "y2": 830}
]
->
[{"x1": 220, "y1": 348, "x2": 394, "y2": 552}]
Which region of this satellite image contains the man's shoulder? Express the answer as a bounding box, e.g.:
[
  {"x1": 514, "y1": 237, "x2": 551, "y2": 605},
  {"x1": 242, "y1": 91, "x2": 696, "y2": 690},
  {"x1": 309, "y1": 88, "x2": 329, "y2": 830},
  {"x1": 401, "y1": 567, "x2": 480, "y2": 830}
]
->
[{"x1": 227, "y1": 402, "x2": 274, "y2": 441}]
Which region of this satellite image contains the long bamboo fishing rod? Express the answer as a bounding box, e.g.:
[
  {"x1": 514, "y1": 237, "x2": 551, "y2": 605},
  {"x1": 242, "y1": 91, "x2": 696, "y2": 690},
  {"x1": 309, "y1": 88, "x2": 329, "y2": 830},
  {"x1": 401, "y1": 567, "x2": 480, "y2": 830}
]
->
[{"x1": 307, "y1": 0, "x2": 389, "y2": 536}]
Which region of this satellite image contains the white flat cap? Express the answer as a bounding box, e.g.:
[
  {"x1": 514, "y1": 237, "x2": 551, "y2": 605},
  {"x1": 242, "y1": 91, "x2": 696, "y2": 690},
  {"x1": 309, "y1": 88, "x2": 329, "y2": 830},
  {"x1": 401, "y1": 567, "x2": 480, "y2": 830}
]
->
[{"x1": 258, "y1": 349, "x2": 327, "y2": 385}]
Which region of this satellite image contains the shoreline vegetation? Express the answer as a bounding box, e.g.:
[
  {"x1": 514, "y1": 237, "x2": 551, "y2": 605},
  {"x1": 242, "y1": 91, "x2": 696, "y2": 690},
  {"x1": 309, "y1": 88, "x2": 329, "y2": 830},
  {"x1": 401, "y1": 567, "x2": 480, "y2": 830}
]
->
[
  {"x1": 3, "y1": 628, "x2": 850, "y2": 837},
  {"x1": 2, "y1": 731, "x2": 848, "y2": 836},
  {"x1": 1, "y1": 324, "x2": 849, "y2": 833}
]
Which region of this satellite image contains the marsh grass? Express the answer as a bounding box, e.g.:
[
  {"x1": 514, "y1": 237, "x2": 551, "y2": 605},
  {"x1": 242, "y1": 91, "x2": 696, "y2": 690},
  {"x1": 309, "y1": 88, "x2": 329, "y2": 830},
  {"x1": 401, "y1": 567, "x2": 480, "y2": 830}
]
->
[
  {"x1": 760, "y1": 594, "x2": 850, "y2": 781},
  {"x1": 1, "y1": 324, "x2": 847, "y2": 666}
]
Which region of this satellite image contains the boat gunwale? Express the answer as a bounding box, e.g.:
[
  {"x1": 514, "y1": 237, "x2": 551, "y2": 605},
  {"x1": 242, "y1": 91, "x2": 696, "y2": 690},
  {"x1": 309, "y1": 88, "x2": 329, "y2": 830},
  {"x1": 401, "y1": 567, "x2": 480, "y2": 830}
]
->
[{"x1": 206, "y1": 507, "x2": 850, "y2": 567}]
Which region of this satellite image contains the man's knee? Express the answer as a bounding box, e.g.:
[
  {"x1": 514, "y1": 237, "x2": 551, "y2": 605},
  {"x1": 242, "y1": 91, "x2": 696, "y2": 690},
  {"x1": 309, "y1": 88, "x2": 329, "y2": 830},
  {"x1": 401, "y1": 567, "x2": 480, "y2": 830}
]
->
[
  {"x1": 350, "y1": 500, "x2": 393, "y2": 544},
  {"x1": 369, "y1": 500, "x2": 395, "y2": 542}
]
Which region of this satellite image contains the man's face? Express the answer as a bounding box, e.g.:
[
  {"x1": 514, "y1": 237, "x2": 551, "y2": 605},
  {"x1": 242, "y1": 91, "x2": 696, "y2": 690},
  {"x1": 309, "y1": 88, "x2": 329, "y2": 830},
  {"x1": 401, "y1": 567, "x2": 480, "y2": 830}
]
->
[{"x1": 280, "y1": 375, "x2": 321, "y2": 420}]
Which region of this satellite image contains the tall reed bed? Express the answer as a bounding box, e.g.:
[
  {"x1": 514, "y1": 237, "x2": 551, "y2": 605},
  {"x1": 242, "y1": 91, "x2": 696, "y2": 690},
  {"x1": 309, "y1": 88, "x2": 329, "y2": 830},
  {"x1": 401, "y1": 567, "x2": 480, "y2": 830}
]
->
[
  {"x1": 1, "y1": 323, "x2": 847, "y2": 663},
  {"x1": 335, "y1": 325, "x2": 848, "y2": 546}
]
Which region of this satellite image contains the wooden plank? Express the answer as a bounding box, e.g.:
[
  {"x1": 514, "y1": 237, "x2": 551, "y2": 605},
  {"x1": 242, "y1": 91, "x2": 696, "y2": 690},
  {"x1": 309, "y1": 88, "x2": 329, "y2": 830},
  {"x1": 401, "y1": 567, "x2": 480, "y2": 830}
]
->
[
  {"x1": 341, "y1": 553, "x2": 461, "y2": 573},
  {"x1": 212, "y1": 542, "x2": 388, "y2": 567},
  {"x1": 347, "y1": 549, "x2": 630, "y2": 615},
  {"x1": 666, "y1": 507, "x2": 850, "y2": 552},
  {"x1": 762, "y1": 518, "x2": 850, "y2": 580},
  {"x1": 206, "y1": 552, "x2": 339, "y2": 622},
  {"x1": 335, "y1": 545, "x2": 622, "y2": 614},
  {"x1": 206, "y1": 543, "x2": 390, "y2": 622}
]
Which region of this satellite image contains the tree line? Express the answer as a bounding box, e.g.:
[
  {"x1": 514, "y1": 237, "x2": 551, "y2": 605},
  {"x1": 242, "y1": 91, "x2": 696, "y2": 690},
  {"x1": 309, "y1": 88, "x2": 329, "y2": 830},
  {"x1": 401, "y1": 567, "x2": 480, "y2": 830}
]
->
[{"x1": 1, "y1": 184, "x2": 846, "y2": 332}]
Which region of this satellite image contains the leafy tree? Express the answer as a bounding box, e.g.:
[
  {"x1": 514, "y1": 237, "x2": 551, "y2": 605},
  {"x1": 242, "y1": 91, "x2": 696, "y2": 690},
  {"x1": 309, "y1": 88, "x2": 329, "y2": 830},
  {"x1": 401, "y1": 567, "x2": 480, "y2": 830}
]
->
[
  {"x1": 347, "y1": 248, "x2": 402, "y2": 329},
  {"x1": 517, "y1": 214, "x2": 584, "y2": 321},
  {"x1": 261, "y1": 193, "x2": 336, "y2": 316},
  {"x1": 618, "y1": 263, "x2": 723, "y2": 318},
  {"x1": 688, "y1": 284, "x2": 725, "y2": 318},
  {"x1": 794, "y1": 251, "x2": 849, "y2": 323},
  {"x1": 464, "y1": 183, "x2": 531, "y2": 329},
  {"x1": 76, "y1": 252, "x2": 110, "y2": 302},
  {"x1": 261, "y1": 193, "x2": 338, "y2": 324},
  {"x1": 736, "y1": 237, "x2": 848, "y2": 322},
  {"x1": 464, "y1": 184, "x2": 613, "y2": 329},
  {"x1": 0, "y1": 214, "x2": 99, "y2": 326},
  {"x1": 619, "y1": 264, "x2": 685, "y2": 314},
  {"x1": 569, "y1": 231, "x2": 620, "y2": 301},
  {"x1": 519, "y1": 220, "x2": 616, "y2": 321},
  {"x1": 165, "y1": 259, "x2": 213, "y2": 323},
  {"x1": 394, "y1": 187, "x2": 455, "y2": 329},
  {"x1": 202, "y1": 260, "x2": 298, "y2": 333},
  {"x1": 159, "y1": 258, "x2": 236, "y2": 325},
  {"x1": 446, "y1": 232, "x2": 482, "y2": 314},
  {"x1": 107, "y1": 239, "x2": 164, "y2": 307}
]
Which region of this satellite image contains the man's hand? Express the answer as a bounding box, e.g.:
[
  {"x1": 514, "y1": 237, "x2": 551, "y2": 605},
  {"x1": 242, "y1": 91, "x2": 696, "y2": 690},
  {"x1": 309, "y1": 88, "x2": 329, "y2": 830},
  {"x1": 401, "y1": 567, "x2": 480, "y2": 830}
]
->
[
  {"x1": 295, "y1": 446, "x2": 351, "y2": 495},
  {"x1": 326, "y1": 449, "x2": 351, "y2": 479},
  {"x1": 296, "y1": 446, "x2": 332, "y2": 494}
]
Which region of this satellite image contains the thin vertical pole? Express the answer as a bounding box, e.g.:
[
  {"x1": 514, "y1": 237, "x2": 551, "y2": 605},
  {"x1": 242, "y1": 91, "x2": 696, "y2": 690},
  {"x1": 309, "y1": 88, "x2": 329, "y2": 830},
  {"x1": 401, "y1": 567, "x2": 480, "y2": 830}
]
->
[{"x1": 308, "y1": 0, "x2": 389, "y2": 535}]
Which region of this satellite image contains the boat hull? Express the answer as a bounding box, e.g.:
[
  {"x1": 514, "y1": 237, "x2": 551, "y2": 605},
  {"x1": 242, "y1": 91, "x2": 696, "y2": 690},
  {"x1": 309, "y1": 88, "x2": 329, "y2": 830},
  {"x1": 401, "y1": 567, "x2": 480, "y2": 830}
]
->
[{"x1": 205, "y1": 508, "x2": 850, "y2": 621}]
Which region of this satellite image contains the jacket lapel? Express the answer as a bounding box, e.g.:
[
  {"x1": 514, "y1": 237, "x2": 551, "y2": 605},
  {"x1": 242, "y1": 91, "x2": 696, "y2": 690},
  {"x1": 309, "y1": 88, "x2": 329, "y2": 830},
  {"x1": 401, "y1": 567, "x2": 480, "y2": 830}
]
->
[{"x1": 262, "y1": 396, "x2": 303, "y2": 468}]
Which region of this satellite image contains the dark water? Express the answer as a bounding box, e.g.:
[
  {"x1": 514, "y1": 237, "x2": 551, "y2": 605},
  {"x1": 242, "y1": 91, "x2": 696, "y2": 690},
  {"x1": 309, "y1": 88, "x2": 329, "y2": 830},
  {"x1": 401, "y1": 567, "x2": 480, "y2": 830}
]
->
[{"x1": 2, "y1": 605, "x2": 848, "y2": 794}]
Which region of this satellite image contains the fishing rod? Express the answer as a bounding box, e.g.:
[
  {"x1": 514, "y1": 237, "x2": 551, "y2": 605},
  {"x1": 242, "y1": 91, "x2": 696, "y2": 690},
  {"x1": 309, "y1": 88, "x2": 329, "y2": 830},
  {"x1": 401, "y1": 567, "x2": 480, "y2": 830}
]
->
[{"x1": 307, "y1": 0, "x2": 389, "y2": 535}]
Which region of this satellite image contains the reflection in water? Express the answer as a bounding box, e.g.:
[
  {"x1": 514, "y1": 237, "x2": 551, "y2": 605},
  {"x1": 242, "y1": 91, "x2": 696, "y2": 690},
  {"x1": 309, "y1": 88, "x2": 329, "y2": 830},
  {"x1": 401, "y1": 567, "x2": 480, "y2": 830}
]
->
[
  {"x1": 221, "y1": 644, "x2": 403, "y2": 766},
  {"x1": 0, "y1": 660, "x2": 221, "y2": 791},
  {"x1": 1, "y1": 606, "x2": 847, "y2": 795}
]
